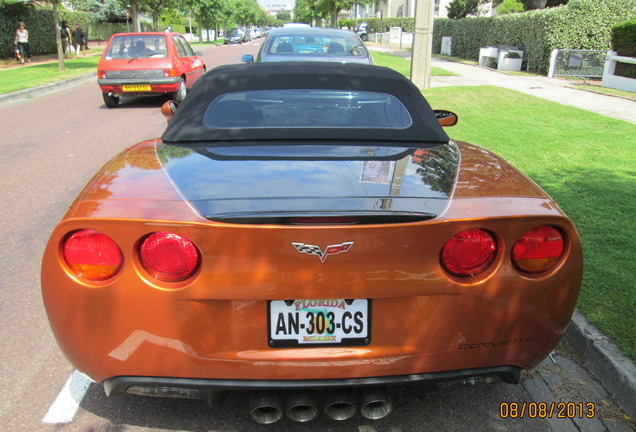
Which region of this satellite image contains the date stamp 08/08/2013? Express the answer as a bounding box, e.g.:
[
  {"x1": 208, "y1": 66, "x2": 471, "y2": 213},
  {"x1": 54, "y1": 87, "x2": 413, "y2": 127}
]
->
[{"x1": 500, "y1": 402, "x2": 596, "y2": 419}]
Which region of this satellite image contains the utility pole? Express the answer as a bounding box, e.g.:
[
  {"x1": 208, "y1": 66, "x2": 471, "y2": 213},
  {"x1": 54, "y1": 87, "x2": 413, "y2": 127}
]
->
[{"x1": 410, "y1": 0, "x2": 435, "y2": 89}]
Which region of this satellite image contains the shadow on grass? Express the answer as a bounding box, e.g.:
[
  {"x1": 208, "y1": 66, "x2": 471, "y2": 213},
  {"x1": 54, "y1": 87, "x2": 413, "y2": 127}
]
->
[{"x1": 530, "y1": 166, "x2": 635, "y2": 360}]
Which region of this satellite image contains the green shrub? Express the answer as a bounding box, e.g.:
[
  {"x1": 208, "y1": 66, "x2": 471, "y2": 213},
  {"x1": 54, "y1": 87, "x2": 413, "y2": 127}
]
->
[
  {"x1": 611, "y1": 20, "x2": 636, "y2": 78},
  {"x1": 352, "y1": 17, "x2": 414, "y2": 34},
  {"x1": 432, "y1": 0, "x2": 636, "y2": 74},
  {"x1": 612, "y1": 20, "x2": 636, "y2": 56},
  {"x1": 497, "y1": 0, "x2": 525, "y2": 15},
  {"x1": 0, "y1": 4, "x2": 90, "y2": 58}
]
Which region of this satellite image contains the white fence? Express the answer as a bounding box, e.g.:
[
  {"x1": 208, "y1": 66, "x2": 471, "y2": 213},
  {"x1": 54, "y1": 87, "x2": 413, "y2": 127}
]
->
[
  {"x1": 548, "y1": 49, "x2": 608, "y2": 78},
  {"x1": 602, "y1": 51, "x2": 636, "y2": 93}
]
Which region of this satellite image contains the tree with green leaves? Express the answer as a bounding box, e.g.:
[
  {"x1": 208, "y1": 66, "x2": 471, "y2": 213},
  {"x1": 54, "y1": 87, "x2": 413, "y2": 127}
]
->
[
  {"x1": 293, "y1": 0, "x2": 326, "y2": 25},
  {"x1": 498, "y1": 0, "x2": 525, "y2": 14},
  {"x1": 143, "y1": 0, "x2": 177, "y2": 30},
  {"x1": 294, "y1": 0, "x2": 373, "y2": 28},
  {"x1": 177, "y1": 0, "x2": 226, "y2": 40},
  {"x1": 65, "y1": 0, "x2": 126, "y2": 21},
  {"x1": 446, "y1": 0, "x2": 488, "y2": 19},
  {"x1": 276, "y1": 11, "x2": 291, "y2": 22}
]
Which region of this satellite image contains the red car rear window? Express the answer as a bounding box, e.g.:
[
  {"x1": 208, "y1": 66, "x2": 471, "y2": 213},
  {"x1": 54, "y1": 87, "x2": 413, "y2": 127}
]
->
[{"x1": 104, "y1": 35, "x2": 168, "y2": 59}]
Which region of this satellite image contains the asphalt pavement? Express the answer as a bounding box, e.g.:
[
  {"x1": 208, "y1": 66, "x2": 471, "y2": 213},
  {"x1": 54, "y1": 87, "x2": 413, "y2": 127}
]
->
[{"x1": 2, "y1": 47, "x2": 634, "y2": 429}]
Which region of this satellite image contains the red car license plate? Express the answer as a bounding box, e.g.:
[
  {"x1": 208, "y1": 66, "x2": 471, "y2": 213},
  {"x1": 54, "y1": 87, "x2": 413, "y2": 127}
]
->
[
  {"x1": 122, "y1": 84, "x2": 151, "y2": 92},
  {"x1": 268, "y1": 299, "x2": 370, "y2": 348}
]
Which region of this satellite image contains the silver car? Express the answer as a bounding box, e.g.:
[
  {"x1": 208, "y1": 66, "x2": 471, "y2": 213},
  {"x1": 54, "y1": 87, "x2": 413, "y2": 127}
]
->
[{"x1": 242, "y1": 27, "x2": 373, "y2": 64}]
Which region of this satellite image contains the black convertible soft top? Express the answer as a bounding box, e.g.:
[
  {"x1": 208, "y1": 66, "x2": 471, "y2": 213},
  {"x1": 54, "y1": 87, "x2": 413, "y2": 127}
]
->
[{"x1": 161, "y1": 62, "x2": 449, "y2": 144}]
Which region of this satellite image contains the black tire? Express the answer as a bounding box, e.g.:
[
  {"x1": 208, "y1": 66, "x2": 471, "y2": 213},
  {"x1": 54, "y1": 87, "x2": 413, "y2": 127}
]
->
[
  {"x1": 172, "y1": 79, "x2": 187, "y2": 103},
  {"x1": 361, "y1": 34, "x2": 368, "y2": 42},
  {"x1": 102, "y1": 92, "x2": 119, "y2": 108}
]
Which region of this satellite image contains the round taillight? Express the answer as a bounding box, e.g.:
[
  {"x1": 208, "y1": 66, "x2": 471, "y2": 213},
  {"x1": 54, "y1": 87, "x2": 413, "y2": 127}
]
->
[
  {"x1": 139, "y1": 232, "x2": 200, "y2": 282},
  {"x1": 62, "y1": 230, "x2": 123, "y2": 281},
  {"x1": 441, "y1": 229, "x2": 496, "y2": 277},
  {"x1": 513, "y1": 225, "x2": 564, "y2": 274}
]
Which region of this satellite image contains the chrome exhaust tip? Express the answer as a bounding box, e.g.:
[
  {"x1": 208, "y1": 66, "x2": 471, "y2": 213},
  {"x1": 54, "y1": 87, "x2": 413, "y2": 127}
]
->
[
  {"x1": 285, "y1": 391, "x2": 319, "y2": 422},
  {"x1": 360, "y1": 388, "x2": 393, "y2": 420},
  {"x1": 324, "y1": 390, "x2": 357, "y2": 421},
  {"x1": 250, "y1": 391, "x2": 284, "y2": 424}
]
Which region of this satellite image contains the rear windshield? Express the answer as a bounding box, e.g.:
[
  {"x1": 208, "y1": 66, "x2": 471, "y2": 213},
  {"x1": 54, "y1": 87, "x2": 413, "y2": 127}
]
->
[
  {"x1": 104, "y1": 35, "x2": 168, "y2": 59},
  {"x1": 202, "y1": 89, "x2": 413, "y2": 129},
  {"x1": 266, "y1": 32, "x2": 368, "y2": 58}
]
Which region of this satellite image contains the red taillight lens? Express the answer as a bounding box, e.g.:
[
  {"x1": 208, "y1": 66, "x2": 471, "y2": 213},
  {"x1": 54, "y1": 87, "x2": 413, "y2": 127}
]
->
[
  {"x1": 441, "y1": 229, "x2": 496, "y2": 277},
  {"x1": 139, "y1": 232, "x2": 200, "y2": 282},
  {"x1": 62, "y1": 230, "x2": 123, "y2": 281},
  {"x1": 513, "y1": 225, "x2": 564, "y2": 274}
]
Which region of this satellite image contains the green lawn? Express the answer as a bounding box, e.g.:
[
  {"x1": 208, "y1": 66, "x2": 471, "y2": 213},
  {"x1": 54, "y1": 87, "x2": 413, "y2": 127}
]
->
[
  {"x1": 423, "y1": 86, "x2": 636, "y2": 361},
  {"x1": 372, "y1": 50, "x2": 456, "y2": 77},
  {"x1": 0, "y1": 55, "x2": 101, "y2": 94}
]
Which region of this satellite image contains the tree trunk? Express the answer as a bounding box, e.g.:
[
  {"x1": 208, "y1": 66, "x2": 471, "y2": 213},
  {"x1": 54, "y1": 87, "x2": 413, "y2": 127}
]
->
[
  {"x1": 52, "y1": 0, "x2": 64, "y2": 71},
  {"x1": 330, "y1": 5, "x2": 339, "y2": 28},
  {"x1": 132, "y1": 0, "x2": 141, "y2": 32}
]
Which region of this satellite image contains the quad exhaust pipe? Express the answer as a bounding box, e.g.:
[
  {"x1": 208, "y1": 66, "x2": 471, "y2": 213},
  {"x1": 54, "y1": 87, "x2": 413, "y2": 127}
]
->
[
  {"x1": 324, "y1": 390, "x2": 357, "y2": 421},
  {"x1": 285, "y1": 391, "x2": 320, "y2": 422},
  {"x1": 250, "y1": 391, "x2": 284, "y2": 425},
  {"x1": 360, "y1": 388, "x2": 393, "y2": 420},
  {"x1": 249, "y1": 388, "x2": 393, "y2": 424}
]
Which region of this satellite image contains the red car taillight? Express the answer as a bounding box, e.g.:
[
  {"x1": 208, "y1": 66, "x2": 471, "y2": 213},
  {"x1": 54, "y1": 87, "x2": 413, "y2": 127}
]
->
[
  {"x1": 441, "y1": 229, "x2": 496, "y2": 277},
  {"x1": 62, "y1": 230, "x2": 123, "y2": 281},
  {"x1": 139, "y1": 232, "x2": 200, "y2": 282},
  {"x1": 512, "y1": 225, "x2": 564, "y2": 274}
]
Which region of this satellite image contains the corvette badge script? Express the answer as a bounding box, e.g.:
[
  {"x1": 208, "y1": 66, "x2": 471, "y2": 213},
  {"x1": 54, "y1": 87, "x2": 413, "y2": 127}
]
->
[{"x1": 292, "y1": 241, "x2": 354, "y2": 263}]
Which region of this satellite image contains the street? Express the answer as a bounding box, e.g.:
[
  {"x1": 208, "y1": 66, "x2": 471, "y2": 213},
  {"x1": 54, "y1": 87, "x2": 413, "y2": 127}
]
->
[{"x1": 0, "y1": 39, "x2": 629, "y2": 432}]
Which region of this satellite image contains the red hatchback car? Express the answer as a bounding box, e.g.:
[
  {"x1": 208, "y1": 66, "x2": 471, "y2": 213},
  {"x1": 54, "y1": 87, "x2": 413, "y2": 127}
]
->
[{"x1": 97, "y1": 32, "x2": 206, "y2": 108}]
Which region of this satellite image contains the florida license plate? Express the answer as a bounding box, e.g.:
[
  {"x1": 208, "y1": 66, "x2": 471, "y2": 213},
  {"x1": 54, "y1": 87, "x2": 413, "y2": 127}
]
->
[
  {"x1": 122, "y1": 84, "x2": 151, "y2": 91},
  {"x1": 268, "y1": 299, "x2": 370, "y2": 348}
]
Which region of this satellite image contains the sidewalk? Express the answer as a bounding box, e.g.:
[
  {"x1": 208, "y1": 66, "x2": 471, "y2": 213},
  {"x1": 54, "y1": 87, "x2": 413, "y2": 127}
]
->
[
  {"x1": 369, "y1": 43, "x2": 636, "y2": 125},
  {"x1": 369, "y1": 45, "x2": 636, "y2": 427},
  {"x1": 431, "y1": 57, "x2": 636, "y2": 125}
]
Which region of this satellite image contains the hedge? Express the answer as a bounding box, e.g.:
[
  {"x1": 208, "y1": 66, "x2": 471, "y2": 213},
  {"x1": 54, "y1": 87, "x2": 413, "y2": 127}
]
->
[
  {"x1": 347, "y1": 0, "x2": 635, "y2": 75},
  {"x1": 1, "y1": 4, "x2": 156, "y2": 59},
  {"x1": 1, "y1": 4, "x2": 90, "y2": 58},
  {"x1": 432, "y1": 0, "x2": 636, "y2": 74},
  {"x1": 612, "y1": 20, "x2": 636, "y2": 79}
]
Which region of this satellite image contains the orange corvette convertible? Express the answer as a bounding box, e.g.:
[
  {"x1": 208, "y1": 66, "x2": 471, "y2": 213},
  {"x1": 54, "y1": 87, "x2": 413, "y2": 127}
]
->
[{"x1": 42, "y1": 62, "x2": 583, "y2": 424}]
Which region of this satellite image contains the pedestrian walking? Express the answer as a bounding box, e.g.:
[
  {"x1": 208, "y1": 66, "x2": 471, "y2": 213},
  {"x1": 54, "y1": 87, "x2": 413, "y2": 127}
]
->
[
  {"x1": 72, "y1": 22, "x2": 85, "y2": 56},
  {"x1": 60, "y1": 21, "x2": 73, "y2": 55},
  {"x1": 14, "y1": 21, "x2": 31, "y2": 64}
]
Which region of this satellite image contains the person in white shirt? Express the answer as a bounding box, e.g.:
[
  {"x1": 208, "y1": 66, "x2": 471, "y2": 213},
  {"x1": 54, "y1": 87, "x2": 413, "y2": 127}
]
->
[{"x1": 14, "y1": 21, "x2": 31, "y2": 63}]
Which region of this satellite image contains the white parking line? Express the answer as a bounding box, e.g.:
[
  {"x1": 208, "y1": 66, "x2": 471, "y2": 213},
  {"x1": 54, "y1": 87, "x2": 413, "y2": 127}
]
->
[{"x1": 42, "y1": 370, "x2": 92, "y2": 424}]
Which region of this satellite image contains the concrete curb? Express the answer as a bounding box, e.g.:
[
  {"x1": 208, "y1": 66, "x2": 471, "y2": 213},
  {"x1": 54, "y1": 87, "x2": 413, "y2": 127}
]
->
[
  {"x1": 0, "y1": 72, "x2": 95, "y2": 105},
  {"x1": 565, "y1": 309, "x2": 636, "y2": 420}
]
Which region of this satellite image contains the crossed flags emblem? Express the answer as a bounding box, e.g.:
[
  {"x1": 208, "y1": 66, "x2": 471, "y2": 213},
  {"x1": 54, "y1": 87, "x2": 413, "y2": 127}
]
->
[{"x1": 292, "y1": 241, "x2": 354, "y2": 263}]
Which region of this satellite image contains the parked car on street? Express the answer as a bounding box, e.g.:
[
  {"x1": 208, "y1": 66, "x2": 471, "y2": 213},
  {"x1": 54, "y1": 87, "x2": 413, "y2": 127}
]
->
[
  {"x1": 42, "y1": 62, "x2": 582, "y2": 425},
  {"x1": 242, "y1": 27, "x2": 373, "y2": 64},
  {"x1": 224, "y1": 27, "x2": 249, "y2": 44},
  {"x1": 355, "y1": 22, "x2": 368, "y2": 41},
  {"x1": 97, "y1": 32, "x2": 205, "y2": 108}
]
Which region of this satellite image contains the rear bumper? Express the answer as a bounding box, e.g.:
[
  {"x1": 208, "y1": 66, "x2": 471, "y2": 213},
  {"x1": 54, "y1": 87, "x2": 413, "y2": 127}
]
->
[
  {"x1": 98, "y1": 77, "x2": 181, "y2": 95},
  {"x1": 104, "y1": 366, "x2": 521, "y2": 399},
  {"x1": 98, "y1": 77, "x2": 182, "y2": 86}
]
